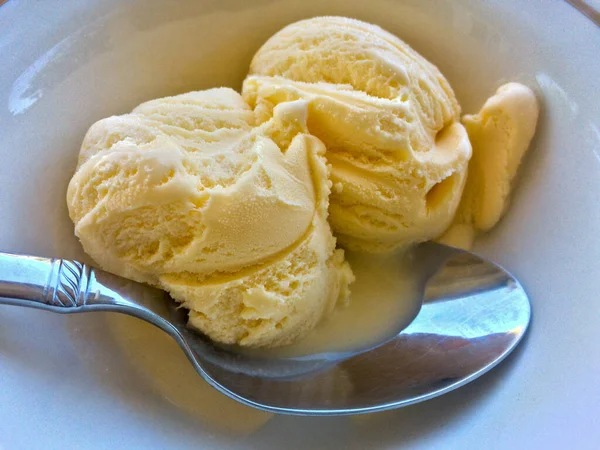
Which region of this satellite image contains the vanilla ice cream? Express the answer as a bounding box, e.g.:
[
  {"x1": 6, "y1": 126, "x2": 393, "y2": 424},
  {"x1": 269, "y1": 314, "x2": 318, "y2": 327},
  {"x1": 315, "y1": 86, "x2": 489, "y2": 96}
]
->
[
  {"x1": 67, "y1": 88, "x2": 353, "y2": 347},
  {"x1": 243, "y1": 16, "x2": 472, "y2": 252},
  {"x1": 66, "y1": 17, "x2": 539, "y2": 349},
  {"x1": 438, "y1": 83, "x2": 539, "y2": 249}
]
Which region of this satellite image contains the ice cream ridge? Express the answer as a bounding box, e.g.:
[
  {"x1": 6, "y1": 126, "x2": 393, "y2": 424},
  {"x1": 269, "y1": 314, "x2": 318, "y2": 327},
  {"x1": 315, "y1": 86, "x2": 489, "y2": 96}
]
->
[{"x1": 67, "y1": 17, "x2": 539, "y2": 348}]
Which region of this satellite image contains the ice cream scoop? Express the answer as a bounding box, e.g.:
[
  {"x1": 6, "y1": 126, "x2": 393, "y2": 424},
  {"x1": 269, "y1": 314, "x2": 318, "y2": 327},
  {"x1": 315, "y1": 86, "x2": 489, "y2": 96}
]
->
[
  {"x1": 438, "y1": 83, "x2": 540, "y2": 249},
  {"x1": 243, "y1": 16, "x2": 472, "y2": 252},
  {"x1": 67, "y1": 88, "x2": 353, "y2": 348}
]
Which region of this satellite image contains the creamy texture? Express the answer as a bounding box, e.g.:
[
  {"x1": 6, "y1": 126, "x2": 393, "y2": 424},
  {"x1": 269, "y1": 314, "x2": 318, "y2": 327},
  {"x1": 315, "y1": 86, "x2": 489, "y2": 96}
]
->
[
  {"x1": 67, "y1": 17, "x2": 539, "y2": 353},
  {"x1": 438, "y1": 83, "x2": 539, "y2": 249},
  {"x1": 67, "y1": 88, "x2": 353, "y2": 348},
  {"x1": 243, "y1": 16, "x2": 472, "y2": 252},
  {"x1": 242, "y1": 250, "x2": 421, "y2": 358}
]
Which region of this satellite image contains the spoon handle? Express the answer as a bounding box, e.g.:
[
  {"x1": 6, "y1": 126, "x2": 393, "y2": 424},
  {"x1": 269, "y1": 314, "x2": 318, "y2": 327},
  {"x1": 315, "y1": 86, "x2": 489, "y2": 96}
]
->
[
  {"x1": 0, "y1": 252, "x2": 168, "y2": 319},
  {"x1": 0, "y1": 252, "x2": 96, "y2": 311}
]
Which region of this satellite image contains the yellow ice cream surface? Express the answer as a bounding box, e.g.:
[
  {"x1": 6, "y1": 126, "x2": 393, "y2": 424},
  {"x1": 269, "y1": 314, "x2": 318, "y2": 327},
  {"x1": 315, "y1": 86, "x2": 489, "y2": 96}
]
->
[
  {"x1": 243, "y1": 16, "x2": 472, "y2": 252},
  {"x1": 438, "y1": 82, "x2": 539, "y2": 249},
  {"x1": 67, "y1": 88, "x2": 354, "y2": 347},
  {"x1": 66, "y1": 17, "x2": 538, "y2": 349}
]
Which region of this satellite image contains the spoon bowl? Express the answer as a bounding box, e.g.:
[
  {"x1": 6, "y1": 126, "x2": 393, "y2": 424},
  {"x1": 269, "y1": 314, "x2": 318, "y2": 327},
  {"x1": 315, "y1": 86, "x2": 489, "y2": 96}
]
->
[{"x1": 0, "y1": 242, "x2": 530, "y2": 415}]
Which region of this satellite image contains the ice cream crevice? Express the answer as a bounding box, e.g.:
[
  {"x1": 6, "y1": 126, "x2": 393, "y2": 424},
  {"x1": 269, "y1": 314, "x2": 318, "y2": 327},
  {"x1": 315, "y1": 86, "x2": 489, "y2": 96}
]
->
[
  {"x1": 425, "y1": 172, "x2": 459, "y2": 212},
  {"x1": 159, "y1": 222, "x2": 319, "y2": 287}
]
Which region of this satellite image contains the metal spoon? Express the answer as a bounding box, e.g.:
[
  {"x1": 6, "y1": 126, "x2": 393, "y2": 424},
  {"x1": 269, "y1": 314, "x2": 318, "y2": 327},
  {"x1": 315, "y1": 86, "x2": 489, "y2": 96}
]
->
[{"x1": 0, "y1": 242, "x2": 530, "y2": 415}]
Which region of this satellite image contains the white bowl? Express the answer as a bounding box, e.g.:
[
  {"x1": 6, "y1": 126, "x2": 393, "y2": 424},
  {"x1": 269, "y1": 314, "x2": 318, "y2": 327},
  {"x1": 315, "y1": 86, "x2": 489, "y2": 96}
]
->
[{"x1": 1, "y1": 0, "x2": 599, "y2": 448}]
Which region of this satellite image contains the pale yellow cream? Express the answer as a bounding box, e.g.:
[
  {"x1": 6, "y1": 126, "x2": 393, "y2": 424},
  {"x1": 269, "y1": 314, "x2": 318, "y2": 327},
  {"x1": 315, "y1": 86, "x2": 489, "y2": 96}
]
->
[
  {"x1": 67, "y1": 88, "x2": 354, "y2": 348},
  {"x1": 439, "y1": 82, "x2": 539, "y2": 249},
  {"x1": 243, "y1": 16, "x2": 472, "y2": 252}
]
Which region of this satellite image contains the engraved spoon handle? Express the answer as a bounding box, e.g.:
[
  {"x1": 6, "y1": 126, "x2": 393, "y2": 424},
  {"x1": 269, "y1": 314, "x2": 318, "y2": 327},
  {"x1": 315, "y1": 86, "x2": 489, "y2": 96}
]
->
[
  {"x1": 0, "y1": 252, "x2": 97, "y2": 311},
  {"x1": 0, "y1": 251, "x2": 190, "y2": 360},
  {"x1": 0, "y1": 251, "x2": 168, "y2": 319}
]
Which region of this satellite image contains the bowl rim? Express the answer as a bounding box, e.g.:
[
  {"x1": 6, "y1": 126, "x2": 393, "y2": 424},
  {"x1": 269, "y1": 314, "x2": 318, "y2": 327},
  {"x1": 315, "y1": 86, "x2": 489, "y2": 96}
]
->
[
  {"x1": 0, "y1": 0, "x2": 599, "y2": 27},
  {"x1": 565, "y1": 0, "x2": 600, "y2": 25}
]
